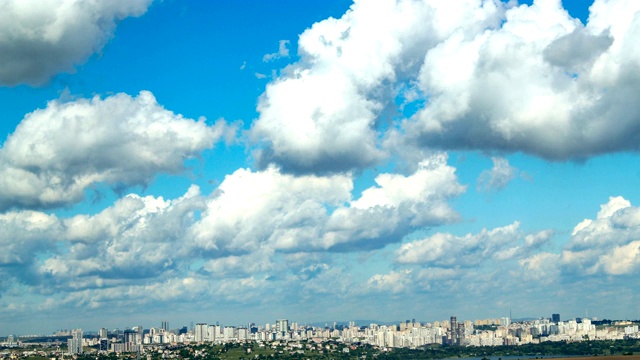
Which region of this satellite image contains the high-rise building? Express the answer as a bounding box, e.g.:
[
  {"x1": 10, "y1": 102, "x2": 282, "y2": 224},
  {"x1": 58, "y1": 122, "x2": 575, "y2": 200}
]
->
[
  {"x1": 6, "y1": 335, "x2": 16, "y2": 346},
  {"x1": 67, "y1": 329, "x2": 83, "y2": 355},
  {"x1": 276, "y1": 319, "x2": 289, "y2": 334},
  {"x1": 161, "y1": 321, "x2": 169, "y2": 332},
  {"x1": 207, "y1": 325, "x2": 216, "y2": 342},
  {"x1": 123, "y1": 329, "x2": 137, "y2": 345},
  {"x1": 99, "y1": 339, "x2": 109, "y2": 351},
  {"x1": 500, "y1": 317, "x2": 511, "y2": 327},
  {"x1": 449, "y1": 316, "x2": 457, "y2": 345},
  {"x1": 223, "y1": 326, "x2": 236, "y2": 340},
  {"x1": 99, "y1": 328, "x2": 108, "y2": 339},
  {"x1": 195, "y1": 323, "x2": 208, "y2": 342},
  {"x1": 552, "y1": 314, "x2": 560, "y2": 323}
]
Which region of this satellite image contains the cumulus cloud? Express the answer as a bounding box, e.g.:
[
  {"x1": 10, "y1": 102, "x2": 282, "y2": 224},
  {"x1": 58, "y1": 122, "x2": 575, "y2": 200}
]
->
[
  {"x1": 367, "y1": 270, "x2": 413, "y2": 294},
  {"x1": 0, "y1": 0, "x2": 152, "y2": 86},
  {"x1": 251, "y1": 0, "x2": 505, "y2": 174},
  {"x1": 190, "y1": 166, "x2": 353, "y2": 254},
  {"x1": 40, "y1": 185, "x2": 204, "y2": 288},
  {"x1": 365, "y1": 265, "x2": 505, "y2": 299},
  {"x1": 517, "y1": 196, "x2": 640, "y2": 281},
  {"x1": 1, "y1": 154, "x2": 463, "y2": 315},
  {"x1": 477, "y1": 157, "x2": 519, "y2": 192},
  {"x1": 0, "y1": 91, "x2": 227, "y2": 211},
  {"x1": 201, "y1": 248, "x2": 276, "y2": 278},
  {"x1": 361, "y1": 223, "x2": 557, "y2": 300},
  {"x1": 400, "y1": 0, "x2": 640, "y2": 159},
  {"x1": 191, "y1": 153, "x2": 464, "y2": 254},
  {"x1": 252, "y1": 0, "x2": 640, "y2": 171},
  {"x1": 0, "y1": 211, "x2": 61, "y2": 268},
  {"x1": 561, "y1": 196, "x2": 640, "y2": 275},
  {"x1": 518, "y1": 252, "x2": 561, "y2": 283},
  {"x1": 543, "y1": 27, "x2": 613, "y2": 70},
  {"x1": 395, "y1": 222, "x2": 523, "y2": 266},
  {"x1": 2, "y1": 185, "x2": 281, "y2": 309}
]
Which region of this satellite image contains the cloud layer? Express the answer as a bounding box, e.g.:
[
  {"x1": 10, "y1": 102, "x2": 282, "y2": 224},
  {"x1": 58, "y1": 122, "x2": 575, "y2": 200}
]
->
[{"x1": 0, "y1": 154, "x2": 466, "y2": 322}]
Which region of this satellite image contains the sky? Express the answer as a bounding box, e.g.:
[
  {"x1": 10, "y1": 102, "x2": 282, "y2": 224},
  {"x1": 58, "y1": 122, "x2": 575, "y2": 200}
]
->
[{"x1": 1, "y1": 0, "x2": 640, "y2": 336}]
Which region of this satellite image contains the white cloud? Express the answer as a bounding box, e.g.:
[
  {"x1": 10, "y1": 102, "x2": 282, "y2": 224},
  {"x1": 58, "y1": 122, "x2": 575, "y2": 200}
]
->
[
  {"x1": 1, "y1": 155, "x2": 462, "y2": 314},
  {"x1": 477, "y1": 157, "x2": 519, "y2": 192},
  {"x1": 393, "y1": 220, "x2": 554, "y2": 271},
  {"x1": 524, "y1": 229, "x2": 555, "y2": 248},
  {"x1": 400, "y1": 0, "x2": 640, "y2": 159},
  {"x1": 561, "y1": 196, "x2": 640, "y2": 275},
  {"x1": 0, "y1": 91, "x2": 227, "y2": 211},
  {"x1": 252, "y1": 0, "x2": 640, "y2": 170},
  {"x1": 367, "y1": 270, "x2": 413, "y2": 294},
  {"x1": 40, "y1": 186, "x2": 204, "y2": 286},
  {"x1": 518, "y1": 252, "x2": 561, "y2": 283},
  {"x1": 263, "y1": 40, "x2": 291, "y2": 62},
  {"x1": 0, "y1": 0, "x2": 152, "y2": 86},
  {"x1": 191, "y1": 154, "x2": 464, "y2": 254},
  {"x1": 201, "y1": 248, "x2": 276, "y2": 278},
  {"x1": 251, "y1": 0, "x2": 506, "y2": 174},
  {"x1": 190, "y1": 166, "x2": 353, "y2": 254},
  {"x1": 38, "y1": 274, "x2": 271, "y2": 314},
  {"x1": 395, "y1": 222, "x2": 522, "y2": 266},
  {"x1": 0, "y1": 211, "x2": 61, "y2": 267}
]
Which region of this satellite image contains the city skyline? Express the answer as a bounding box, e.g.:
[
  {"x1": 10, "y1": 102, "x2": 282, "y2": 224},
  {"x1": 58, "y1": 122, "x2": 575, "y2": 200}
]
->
[
  {"x1": 3, "y1": 313, "x2": 640, "y2": 351},
  {"x1": 1, "y1": 0, "x2": 640, "y2": 336},
  {"x1": 1, "y1": 311, "x2": 634, "y2": 339}
]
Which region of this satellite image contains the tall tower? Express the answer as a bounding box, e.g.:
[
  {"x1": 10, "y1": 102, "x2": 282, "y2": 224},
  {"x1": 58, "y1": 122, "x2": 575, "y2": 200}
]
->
[{"x1": 449, "y1": 316, "x2": 457, "y2": 345}]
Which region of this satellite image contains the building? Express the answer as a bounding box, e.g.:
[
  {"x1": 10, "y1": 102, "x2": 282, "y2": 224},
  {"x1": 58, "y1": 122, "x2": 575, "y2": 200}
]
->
[
  {"x1": 552, "y1": 314, "x2": 560, "y2": 323},
  {"x1": 276, "y1": 319, "x2": 289, "y2": 334},
  {"x1": 500, "y1": 317, "x2": 511, "y2": 327},
  {"x1": 99, "y1": 328, "x2": 108, "y2": 339},
  {"x1": 68, "y1": 329, "x2": 83, "y2": 355},
  {"x1": 161, "y1": 321, "x2": 169, "y2": 332},
  {"x1": 449, "y1": 316, "x2": 457, "y2": 345},
  {"x1": 123, "y1": 329, "x2": 137, "y2": 345},
  {"x1": 195, "y1": 323, "x2": 208, "y2": 342},
  {"x1": 99, "y1": 339, "x2": 109, "y2": 351}
]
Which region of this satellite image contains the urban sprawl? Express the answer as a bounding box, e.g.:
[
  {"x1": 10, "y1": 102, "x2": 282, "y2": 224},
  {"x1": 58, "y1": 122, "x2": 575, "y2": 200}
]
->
[{"x1": 2, "y1": 314, "x2": 640, "y2": 356}]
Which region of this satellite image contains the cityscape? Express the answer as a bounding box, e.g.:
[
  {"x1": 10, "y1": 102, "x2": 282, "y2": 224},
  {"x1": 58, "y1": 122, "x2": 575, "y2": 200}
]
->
[
  {"x1": 2, "y1": 0, "x2": 640, "y2": 353},
  {"x1": 2, "y1": 313, "x2": 640, "y2": 357}
]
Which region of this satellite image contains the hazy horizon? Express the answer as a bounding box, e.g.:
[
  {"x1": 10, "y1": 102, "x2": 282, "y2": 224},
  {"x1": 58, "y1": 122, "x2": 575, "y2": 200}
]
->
[{"x1": 1, "y1": 0, "x2": 639, "y2": 336}]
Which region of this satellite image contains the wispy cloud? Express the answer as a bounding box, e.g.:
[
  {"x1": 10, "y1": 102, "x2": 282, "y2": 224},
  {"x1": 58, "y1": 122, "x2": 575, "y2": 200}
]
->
[
  {"x1": 262, "y1": 40, "x2": 290, "y2": 62},
  {"x1": 477, "y1": 157, "x2": 520, "y2": 192}
]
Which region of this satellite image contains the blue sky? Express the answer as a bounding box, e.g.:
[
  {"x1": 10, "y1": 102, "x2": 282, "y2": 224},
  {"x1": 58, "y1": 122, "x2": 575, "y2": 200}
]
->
[{"x1": 1, "y1": 0, "x2": 640, "y2": 335}]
